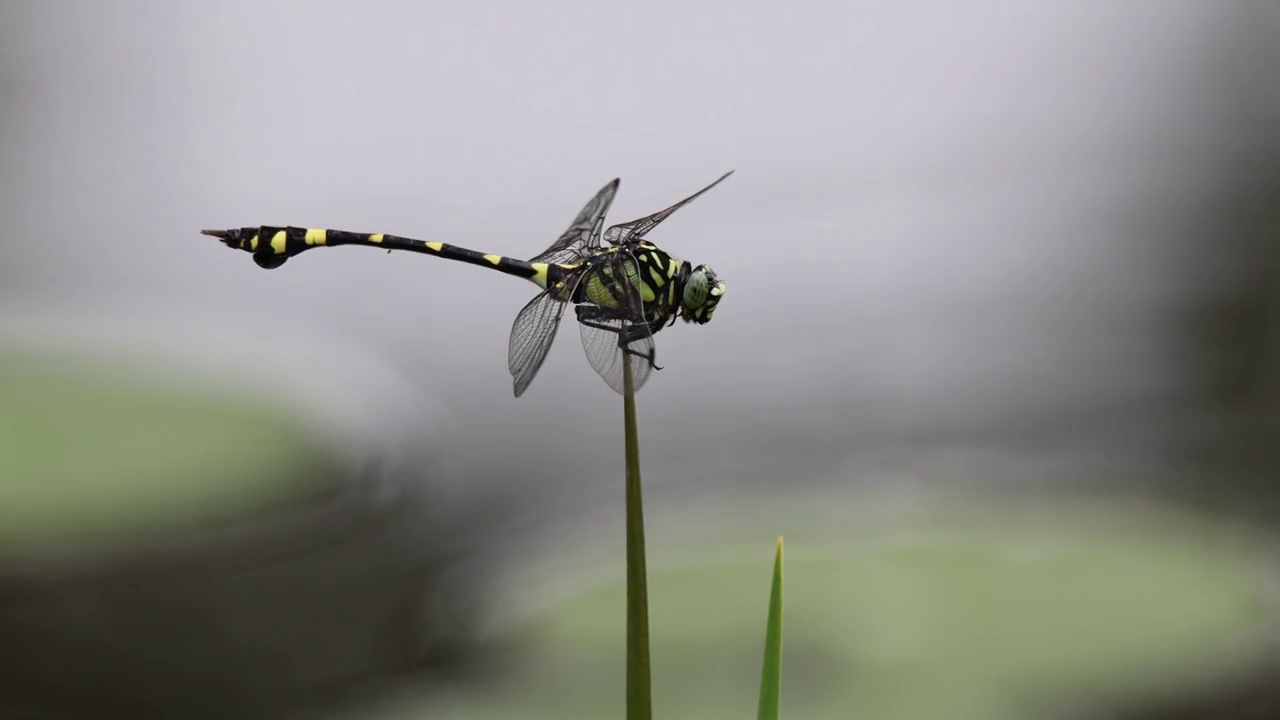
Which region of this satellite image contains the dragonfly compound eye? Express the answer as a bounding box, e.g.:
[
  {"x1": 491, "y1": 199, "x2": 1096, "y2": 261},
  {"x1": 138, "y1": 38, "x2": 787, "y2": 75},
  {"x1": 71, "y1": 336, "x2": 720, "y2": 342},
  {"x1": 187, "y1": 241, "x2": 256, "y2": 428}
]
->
[{"x1": 683, "y1": 265, "x2": 724, "y2": 324}]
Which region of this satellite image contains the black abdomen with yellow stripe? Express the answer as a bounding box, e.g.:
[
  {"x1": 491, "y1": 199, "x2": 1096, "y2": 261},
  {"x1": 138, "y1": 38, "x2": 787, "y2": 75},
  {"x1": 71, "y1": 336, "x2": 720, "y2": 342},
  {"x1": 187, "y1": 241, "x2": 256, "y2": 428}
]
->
[
  {"x1": 201, "y1": 226, "x2": 693, "y2": 325},
  {"x1": 201, "y1": 225, "x2": 571, "y2": 290}
]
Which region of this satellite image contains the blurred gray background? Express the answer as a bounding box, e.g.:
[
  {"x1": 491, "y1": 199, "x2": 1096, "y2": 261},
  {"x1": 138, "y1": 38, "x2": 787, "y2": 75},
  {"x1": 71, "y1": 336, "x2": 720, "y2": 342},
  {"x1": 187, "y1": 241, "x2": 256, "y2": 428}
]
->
[
  {"x1": 3, "y1": 1, "x2": 1276, "y2": 508},
  {"x1": 2, "y1": 1, "x2": 1278, "y2": 717}
]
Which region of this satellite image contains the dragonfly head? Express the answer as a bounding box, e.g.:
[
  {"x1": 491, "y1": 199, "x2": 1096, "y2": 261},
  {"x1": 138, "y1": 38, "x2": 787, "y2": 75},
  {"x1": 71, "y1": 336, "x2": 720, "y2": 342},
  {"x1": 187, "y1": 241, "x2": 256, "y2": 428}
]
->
[{"x1": 680, "y1": 264, "x2": 725, "y2": 324}]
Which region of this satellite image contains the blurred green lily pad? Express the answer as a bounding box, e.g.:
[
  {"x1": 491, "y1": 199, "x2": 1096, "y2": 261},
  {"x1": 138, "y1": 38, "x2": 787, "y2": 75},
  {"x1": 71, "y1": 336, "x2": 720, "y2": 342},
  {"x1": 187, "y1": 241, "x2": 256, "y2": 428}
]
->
[
  {"x1": 363, "y1": 494, "x2": 1279, "y2": 720},
  {"x1": 0, "y1": 353, "x2": 346, "y2": 554}
]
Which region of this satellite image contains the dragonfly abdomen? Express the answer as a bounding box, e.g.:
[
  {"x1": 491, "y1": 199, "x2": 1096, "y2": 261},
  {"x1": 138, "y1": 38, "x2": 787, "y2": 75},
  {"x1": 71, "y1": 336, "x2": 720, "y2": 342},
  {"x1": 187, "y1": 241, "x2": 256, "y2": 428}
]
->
[{"x1": 201, "y1": 226, "x2": 564, "y2": 287}]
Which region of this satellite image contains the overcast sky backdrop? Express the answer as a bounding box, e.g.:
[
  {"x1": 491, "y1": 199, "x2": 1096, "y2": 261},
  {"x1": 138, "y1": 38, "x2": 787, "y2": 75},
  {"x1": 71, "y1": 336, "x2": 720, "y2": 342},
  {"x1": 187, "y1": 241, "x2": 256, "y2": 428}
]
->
[{"x1": 2, "y1": 1, "x2": 1276, "y2": 509}]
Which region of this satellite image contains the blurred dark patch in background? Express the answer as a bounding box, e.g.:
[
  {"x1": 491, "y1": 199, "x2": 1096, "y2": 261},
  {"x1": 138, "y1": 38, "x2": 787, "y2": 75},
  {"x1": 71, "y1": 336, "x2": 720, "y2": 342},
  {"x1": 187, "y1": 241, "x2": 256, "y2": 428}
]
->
[
  {"x1": 0, "y1": 438, "x2": 513, "y2": 719},
  {"x1": 1165, "y1": 3, "x2": 1279, "y2": 517}
]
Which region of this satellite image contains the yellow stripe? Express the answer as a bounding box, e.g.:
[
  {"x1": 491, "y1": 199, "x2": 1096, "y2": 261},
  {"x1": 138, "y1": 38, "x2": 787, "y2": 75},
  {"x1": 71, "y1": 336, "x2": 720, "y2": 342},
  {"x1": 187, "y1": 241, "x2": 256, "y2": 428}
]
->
[
  {"x1": 648, "y1": 265, "x2": 665, "y2": 286},
  {"x1": 425, "y1": 241, "x2": 443, "y2": 252},
  {"x1": 369, "y1": 233, "x2": 384, "y2": 244},
  {"x1": 270, "y1": 230, "x2": 286, "y2": 254},
  {"x1": 530, "y1": 262, "x2": 550, "y2": 288},
  {"x1": 483, "y1": 254, "x2": 503, "y2": 265},
  {"x1": 247, "y1": 235, "x2": 259, "y2": 252},
  {"x1": 667, "y1": 261, "x2": 678, "y2": 278},
  {"x1": 304, "y1": 228, "x2": 327, "y2": 246}
]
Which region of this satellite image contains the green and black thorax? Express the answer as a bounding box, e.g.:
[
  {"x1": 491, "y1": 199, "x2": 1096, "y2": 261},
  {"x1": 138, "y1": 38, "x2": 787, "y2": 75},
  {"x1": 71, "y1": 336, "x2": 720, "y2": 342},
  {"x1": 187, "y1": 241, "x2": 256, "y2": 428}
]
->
[{"x1": 565, "y1": 242, "x2": 708, "y2": 329}]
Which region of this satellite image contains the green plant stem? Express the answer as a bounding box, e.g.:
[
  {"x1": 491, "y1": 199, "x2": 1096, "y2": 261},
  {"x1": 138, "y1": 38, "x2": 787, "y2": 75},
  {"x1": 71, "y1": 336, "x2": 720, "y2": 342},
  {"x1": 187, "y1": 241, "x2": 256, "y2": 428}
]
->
[
  {"x1": 757, "y1": 536, "x2": 785, "y2": 720},
  {"x1": 622, "y1": 358, "x2": 652, "y2": 720}
]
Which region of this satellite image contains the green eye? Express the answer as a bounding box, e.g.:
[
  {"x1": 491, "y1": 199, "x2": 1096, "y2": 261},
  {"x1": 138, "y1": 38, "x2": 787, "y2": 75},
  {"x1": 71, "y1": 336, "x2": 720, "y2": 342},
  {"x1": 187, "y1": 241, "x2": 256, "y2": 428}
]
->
[{"x1": 684, "y1": 272, "x2": 710, "y2": 308}]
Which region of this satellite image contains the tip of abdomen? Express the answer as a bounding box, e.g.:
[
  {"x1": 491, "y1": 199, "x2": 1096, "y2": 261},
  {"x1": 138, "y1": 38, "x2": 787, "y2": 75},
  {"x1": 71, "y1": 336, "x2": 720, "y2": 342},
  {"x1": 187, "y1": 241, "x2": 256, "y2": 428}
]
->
[{"x1": 253, "y1": 254, "x2": 288, "y2": 269}]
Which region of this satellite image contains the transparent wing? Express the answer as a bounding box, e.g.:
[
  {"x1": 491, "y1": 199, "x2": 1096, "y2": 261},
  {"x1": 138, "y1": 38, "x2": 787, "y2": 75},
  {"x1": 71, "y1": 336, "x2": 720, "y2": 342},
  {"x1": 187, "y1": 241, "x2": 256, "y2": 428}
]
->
[
  {"x1": 602, "y1": 170, "x2": 733, "y2": 247},
  {"x1": 529, "y1": 178, "x2": 621, "y2": 265},
  {"x1": 508, "y1": 288, "x2": 571, "y2": 397},
  {"x1": 579, "y1": 316, "x2": 657, "y2": 395}
]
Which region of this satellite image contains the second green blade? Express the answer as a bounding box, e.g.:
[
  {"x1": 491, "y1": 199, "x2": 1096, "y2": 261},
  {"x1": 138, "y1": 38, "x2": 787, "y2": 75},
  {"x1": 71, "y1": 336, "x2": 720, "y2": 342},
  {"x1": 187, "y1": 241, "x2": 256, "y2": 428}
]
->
[{"x1": 757, "y1": 536, "x2": 785, "y2": 720}]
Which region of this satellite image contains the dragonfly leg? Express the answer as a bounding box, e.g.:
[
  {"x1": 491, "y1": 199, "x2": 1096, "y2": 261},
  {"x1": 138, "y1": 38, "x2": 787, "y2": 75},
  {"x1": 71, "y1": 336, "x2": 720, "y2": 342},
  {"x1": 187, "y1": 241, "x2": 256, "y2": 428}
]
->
[
  {"x1": 575, "y1": 306, "x2": 663, "y2": 371},
  {"x1": 620, "y1": 324, "x2": 662, "y2": 371}
]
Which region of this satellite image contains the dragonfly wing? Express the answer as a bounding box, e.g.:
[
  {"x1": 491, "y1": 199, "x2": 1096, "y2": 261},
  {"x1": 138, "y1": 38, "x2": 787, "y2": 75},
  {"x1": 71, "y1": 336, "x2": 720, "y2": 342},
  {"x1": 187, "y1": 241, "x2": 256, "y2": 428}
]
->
[
  {"x1": 602, "y1": 171, "x2": 733, "y2": 247},
  {"x1": 529, "y1": 178, "x2": 621, "y2": 265},
  {"x1": 508, "y1": 288, "x2": 571, "y2": 397}
]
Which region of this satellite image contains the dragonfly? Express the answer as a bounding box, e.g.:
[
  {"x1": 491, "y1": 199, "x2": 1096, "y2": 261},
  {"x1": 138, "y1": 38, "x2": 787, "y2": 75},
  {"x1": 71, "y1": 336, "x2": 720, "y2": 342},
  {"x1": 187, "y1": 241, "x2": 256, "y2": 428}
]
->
[{"x1": 201, "y1": 171, "x2": 732, "y2": 397}]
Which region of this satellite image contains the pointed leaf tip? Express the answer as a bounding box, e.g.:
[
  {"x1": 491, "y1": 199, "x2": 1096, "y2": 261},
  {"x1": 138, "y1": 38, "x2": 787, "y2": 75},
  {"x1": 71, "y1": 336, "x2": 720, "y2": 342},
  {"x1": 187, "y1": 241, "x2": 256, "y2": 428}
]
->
[{"x1": 757, "y1": 534, "x2": 785, "y2": 720}]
